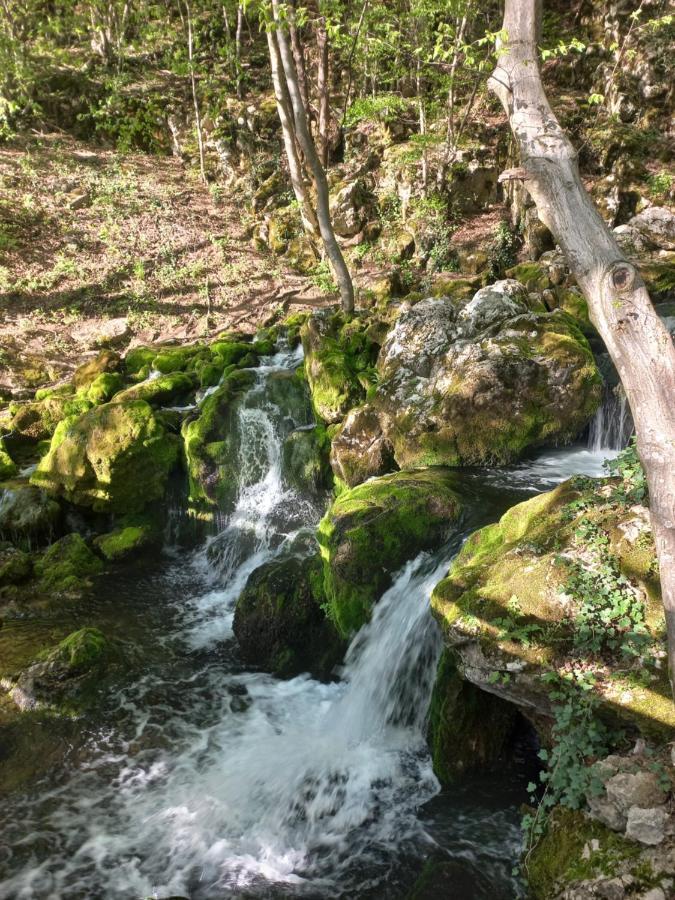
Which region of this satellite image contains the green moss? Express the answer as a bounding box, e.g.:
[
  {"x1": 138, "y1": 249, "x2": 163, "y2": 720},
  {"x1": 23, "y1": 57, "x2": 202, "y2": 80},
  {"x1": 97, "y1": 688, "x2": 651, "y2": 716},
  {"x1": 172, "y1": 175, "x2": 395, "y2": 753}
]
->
[
  {"x1": 125, "y1": 346, "x2": 156, "y2": 375},
  {"x1": 32, "y1": 400, "x2": 179, "y2": 514},
  {"x1": 93, "y1": 522, "x2": 154, "y2": 560},
  {"x1": 0, "y1": 544, "x2": 31, "y2": 584},
  {"x1": 527, "y1": 808, "x2": 641, "y2": 899},
  {"x1": 282, "y1": 426, "x2": 331, "y2": 493},
  {"x1": 318, "y1": 468, "x2": 463, "y2": 636},
  {"x1": 73, "y1": 350, "x2": 121, "y2": 389},
  {"x1": 152, "y1": 344, "x2": 206, "y2": 374},
  {"x1": 33, "y1": 533, "x2": 103, "y2": 594},
  {"x1": 428, "y1": 651, "x2": 516, "y2": 785},
  {"x1": 40, "y1": 627, "x2": 108, "y2": 672},
  {"x1": 0, "y1": 438, "x2": 18, "y2": 480},
  {"x1": 181, "y1": 369, "x2": 255, "y2": 509},
  {"x1": 281, "y1": 311, "x2": 310, "y2": 346},
  {"x1": 210, "y1": 340, "x2": 257, "y2": 368},
  {"x1": 506, "y1": 261, "x2": 551, "y2": 292},
  {"x1": 86, "y1": 371, "x2": 125, "y2": 404},
  {"x1": 112, "y1": 371, "x2": 195, "y2": 406}
]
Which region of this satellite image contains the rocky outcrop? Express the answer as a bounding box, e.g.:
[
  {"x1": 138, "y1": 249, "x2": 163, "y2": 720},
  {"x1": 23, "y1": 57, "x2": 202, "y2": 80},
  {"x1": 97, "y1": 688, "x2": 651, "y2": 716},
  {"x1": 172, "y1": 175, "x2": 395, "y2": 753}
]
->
[
  {"x1": 627, "y1": 206, "x2": 675, "y2": 251},
  {"x1": 32, "y1": 400, "x2": 179, "y2": 514},
  {"x1": 329, "y1": 281, "x2": 601, "y2": 483},
  {"x1": 430, "y1": 477, "x2": 673, "y2": 738},
  {"x1": 0, "y1": 484, "x2": 61, "y2": 546},
  {"x1": 318, "y1": 468, "x2": 462, "y2": 636}
]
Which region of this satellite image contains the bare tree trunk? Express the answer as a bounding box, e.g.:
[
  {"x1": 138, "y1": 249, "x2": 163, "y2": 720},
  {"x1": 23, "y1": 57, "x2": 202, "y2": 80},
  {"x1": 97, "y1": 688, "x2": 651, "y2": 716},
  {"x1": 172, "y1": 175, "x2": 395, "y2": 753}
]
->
[
  {"x1": 288, "y1": 2, "x2": 310, "y2": 117},
  {"x1": 490, "y1": 0, "x2": 675, "y2": 694},
  {"x1": 266, "y1": 27, "x2": 318, "y2": 235},
  {"x1": 316, "y1": 15, "x2": 329, "y2": 168},
  {"x1": 184, "y1": 0, "x2": 206, "y2": 184},
  {"x1": 235, "y1": 2, "x2": 244, "y2": 99},
  {"x1": 271, "y1": 0, "x2": 354, "y2": 313},
  {"x1": 341, "y1": 0, "x2": 369, "y2": 123}
]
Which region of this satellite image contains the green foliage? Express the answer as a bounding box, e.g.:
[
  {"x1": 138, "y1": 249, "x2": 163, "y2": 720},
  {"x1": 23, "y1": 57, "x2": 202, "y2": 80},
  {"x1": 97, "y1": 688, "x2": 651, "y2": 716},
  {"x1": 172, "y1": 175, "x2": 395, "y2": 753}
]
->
[
  {"x1": 605, "y1": 437, "x2": 648, "y2": 504},
  {"x1": 647, "y1": 171, "x2": 674, "y2": 200},
  {"x1": 486, "y1": 221, "x2": 519, "y2": 281},
  {"x1": 345, "y1": 93, "x2": 411, "y2": 127}
]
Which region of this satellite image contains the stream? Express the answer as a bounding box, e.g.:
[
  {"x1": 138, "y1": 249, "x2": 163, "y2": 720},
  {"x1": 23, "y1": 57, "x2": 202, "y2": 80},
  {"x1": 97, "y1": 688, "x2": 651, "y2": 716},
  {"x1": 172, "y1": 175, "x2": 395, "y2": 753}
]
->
[{"x1": 0, "y1": 344, "x2": 624, "y2": 900}]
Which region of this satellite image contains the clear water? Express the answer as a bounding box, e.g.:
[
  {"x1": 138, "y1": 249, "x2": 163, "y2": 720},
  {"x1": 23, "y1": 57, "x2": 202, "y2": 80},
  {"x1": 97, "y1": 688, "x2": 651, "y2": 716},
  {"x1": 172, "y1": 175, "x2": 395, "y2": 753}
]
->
[{"x1": 0, "y1": 345, "x2": 620, "y2": 900}]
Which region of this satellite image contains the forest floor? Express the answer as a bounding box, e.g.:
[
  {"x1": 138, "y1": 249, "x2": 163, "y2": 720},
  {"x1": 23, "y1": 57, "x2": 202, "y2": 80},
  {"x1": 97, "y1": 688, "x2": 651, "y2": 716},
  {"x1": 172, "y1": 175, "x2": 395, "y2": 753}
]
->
[{"x1": 0, "y1": 135, "x2": 331, "y2": 398}]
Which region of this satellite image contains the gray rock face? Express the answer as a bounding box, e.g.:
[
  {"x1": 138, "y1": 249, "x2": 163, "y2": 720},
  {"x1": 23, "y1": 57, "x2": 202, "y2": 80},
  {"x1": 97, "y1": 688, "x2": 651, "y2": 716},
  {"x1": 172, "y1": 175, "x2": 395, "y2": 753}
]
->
[
  {"x1": 588, "y1": 795, "x2": 628, "y2": 832},
  {"x1": 625, "y1": 806, "x2": 668, "y2": 845},
  {"x1": 0, "y1": 485, "x2": 61, "y2": 544},
  {"x1": 330, "y1": 405, "x2": 395, "y2": 487},
  {"x1": 606, "y1": 772, "x2": 668, "y2": 812},
  {"x1": 329, "y1": 180, "x2": 366, "y2": 237},
  {"x1": 628, "y1": 206, "x2": 675, "y2": 251}
]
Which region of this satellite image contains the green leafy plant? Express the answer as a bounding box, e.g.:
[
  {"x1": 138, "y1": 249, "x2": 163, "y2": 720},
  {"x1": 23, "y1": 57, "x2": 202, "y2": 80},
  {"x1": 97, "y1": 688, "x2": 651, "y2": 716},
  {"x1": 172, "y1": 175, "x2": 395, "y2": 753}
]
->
[
  {"x1": 605, "y1": 437, "x2": 647, "y2": 504},
  {"x1": 486, "y1": 221, "x2": 518, "y2": 280}
]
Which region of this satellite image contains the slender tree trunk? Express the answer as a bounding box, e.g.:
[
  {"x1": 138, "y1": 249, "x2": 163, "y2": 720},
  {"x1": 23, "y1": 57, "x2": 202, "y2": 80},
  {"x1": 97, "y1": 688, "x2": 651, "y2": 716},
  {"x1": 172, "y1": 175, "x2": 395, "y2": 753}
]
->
[
  {"x1": 235, "y1": 2, "x2": 244, "y2": 98},
  {"x1": 266, "y1": 27, "x2": 318, "y2": 235},
  {"x1": 490, "y1": 0, "x2": 675, "y2": 694},
  {"x1": 288, "y1": 2, "x2": 310, "y2": 117},
  {"x1": 341, "y1": 0, "x2": 369, "y2": 123},
  {"x1": 271, "y1": 0, "x2": 355, "y2": 313},
  {"x1": 184, "y1": 0, "x2": 206, "y2": 183},
  {"x1": 316, "y1": 15, "x2": 329, "y2": 167}
]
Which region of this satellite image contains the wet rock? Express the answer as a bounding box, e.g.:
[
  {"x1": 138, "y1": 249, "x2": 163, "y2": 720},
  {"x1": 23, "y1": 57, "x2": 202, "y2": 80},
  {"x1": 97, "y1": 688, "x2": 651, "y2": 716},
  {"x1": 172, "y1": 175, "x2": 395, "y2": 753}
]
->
[
  {"x1": 233, "y1": 551, "x2": 344, "y2": 680},
  {"x1": 112, "y1": 371, "x2": 196, "y2": 407},
  {"x1": 606, "y1": 772, "x2": 668, "y2": 812},
  {"x1": 0, "y1": 438, "x2": 17, "y2": 479},
  {"x1": 0, "y1": 543, "x2": 31, "y2": 585},
  {"x1": 93, "y1": 521, "x2": 157, "y2": 561},
  {"x1": 625, "y1": 807, "x2": 668, "y2": 846},
  {"x1": 319, "y1": 468, "x2": 462, "y2": 635},
  {"x1": 0, "y1": 484, "x2": 61, "y2": 544},
  {"x1": 628, "y1": 207, "x2": 675, "y2": 251},
  {"x1": 282, "y1": 426, "x2": 330, "y2": 493},
  {"x1": 330, "y1": 405, "x2": 395, "y2": 487},
  {"x1": 33, "y1": 400, "x2": 179, "y2": 514}
]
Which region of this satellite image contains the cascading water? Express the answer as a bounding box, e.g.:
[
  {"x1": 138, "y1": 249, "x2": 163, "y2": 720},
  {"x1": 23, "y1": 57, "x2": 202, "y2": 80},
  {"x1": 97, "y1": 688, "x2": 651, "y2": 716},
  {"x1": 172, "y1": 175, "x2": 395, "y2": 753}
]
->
[
  {"x1": 588, "y1": 386, "x2": 633, "y2": 453},
  {"x1": 0, "y1": 343, "x2": 619, "y2": 900}
]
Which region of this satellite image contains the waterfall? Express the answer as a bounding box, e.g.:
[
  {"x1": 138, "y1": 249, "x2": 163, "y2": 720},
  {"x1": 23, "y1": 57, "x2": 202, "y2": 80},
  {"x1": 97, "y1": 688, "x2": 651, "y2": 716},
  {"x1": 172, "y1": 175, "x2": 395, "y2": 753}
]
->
[
  {"x1": 587, "y1": 385, "x2": 633, "y2": 452},
  {"x1": 0, "y1": 343, "x2": 463, "y2": 900}
]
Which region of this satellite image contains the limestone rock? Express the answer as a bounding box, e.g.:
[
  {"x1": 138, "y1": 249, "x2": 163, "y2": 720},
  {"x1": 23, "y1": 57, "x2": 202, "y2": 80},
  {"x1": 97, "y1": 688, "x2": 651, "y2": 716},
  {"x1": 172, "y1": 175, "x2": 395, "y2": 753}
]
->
[
  {"x1": 628, "y1": 207, "x2": 675, "y2": 251},
  {"x1": 330, "y1": 405, "x2": 395, "y2": 487},
  {"x1": 606, "y1": 772, "x2": 668, "y2": 812},
  {"x1": 625, "y1": 807, "x2": 668, "y2": 846},
  {"x1": 588, "y1": 795, "x2": 628, "y2": 832},
  {"x1": 329, "y1": 180, "x2": 366, "y2": 237}
]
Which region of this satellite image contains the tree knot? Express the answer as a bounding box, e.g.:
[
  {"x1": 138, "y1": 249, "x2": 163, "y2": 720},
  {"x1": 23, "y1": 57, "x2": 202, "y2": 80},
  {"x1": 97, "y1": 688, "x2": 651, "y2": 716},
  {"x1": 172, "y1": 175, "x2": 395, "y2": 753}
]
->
[{"x1": 608, "y1": 261, "x2": 636, "y2": 293}]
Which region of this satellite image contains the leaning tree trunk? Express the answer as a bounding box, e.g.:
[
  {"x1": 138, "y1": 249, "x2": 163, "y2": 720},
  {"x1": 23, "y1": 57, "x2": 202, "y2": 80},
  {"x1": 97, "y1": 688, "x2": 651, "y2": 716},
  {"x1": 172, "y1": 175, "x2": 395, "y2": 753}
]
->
[
  {"x1": 490, "y1": 0, "x2": 675, "y2": 694},
  {"x1": 272, "y1": 0, "x2": 354, "y2": 313}
]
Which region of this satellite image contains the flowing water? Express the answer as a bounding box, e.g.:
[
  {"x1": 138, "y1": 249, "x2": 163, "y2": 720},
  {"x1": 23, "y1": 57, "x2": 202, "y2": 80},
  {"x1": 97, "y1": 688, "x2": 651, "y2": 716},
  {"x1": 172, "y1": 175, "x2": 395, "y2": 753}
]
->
[{"x1": 0, "y1": 345, "x2": 620, "y2": 900}]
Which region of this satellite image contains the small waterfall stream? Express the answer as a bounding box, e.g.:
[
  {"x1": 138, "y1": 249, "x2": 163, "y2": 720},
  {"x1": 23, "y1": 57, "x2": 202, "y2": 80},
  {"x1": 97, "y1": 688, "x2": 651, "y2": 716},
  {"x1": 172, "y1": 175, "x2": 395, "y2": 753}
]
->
[{"x1": 0, "y1": 343, "x2": 620, "y2": 899}]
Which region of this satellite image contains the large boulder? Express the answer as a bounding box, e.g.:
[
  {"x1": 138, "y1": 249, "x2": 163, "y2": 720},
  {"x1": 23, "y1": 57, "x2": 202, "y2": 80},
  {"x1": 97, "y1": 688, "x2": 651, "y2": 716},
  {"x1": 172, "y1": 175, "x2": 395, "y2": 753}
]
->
[
  {"x1": 329, "y1": 179, "x2": 367, "y2": 237},
  {"x1": 33, "y1": 533, "x2": 103, "y2": 594},
  {"x1": 430, "y1": 477, "x2": 673, "y2": 739},
  {"x1": 363, "y1": 282, "x2": 601, "y2": 472},
  {"x1": 318, "y1": 468, "x2": 462, "y2": 636},
  {"x1": 330, "y1": 404, "x2": 395, "y2": 486},
  {"x1": 32, "y1": 400, "x2": 179, "y2": 514},
  {"x1": 233, "y1": 550, "x2": 344, "y2": 679}
]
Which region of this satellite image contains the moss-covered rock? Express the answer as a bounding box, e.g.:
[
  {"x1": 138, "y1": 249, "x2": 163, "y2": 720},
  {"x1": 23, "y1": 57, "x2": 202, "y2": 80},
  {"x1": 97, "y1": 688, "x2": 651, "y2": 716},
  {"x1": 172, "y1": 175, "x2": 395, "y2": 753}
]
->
[
  {"x1": 0, "y1": 543, "x2": 31, "y2": 585},
  {"x1": 181, "y1": 369, "x2": 255, "y2": 510},
  {"x1": 233, "y1": 551, "x2": 345, "y2": 679},
  {"x1": 9, "y1": 393, "x2": 93, "y2": 443},
  {"x1": 372, "y1": 283, "x2": 602, "y2": 471},
  {"x1": 86, "y1": 371, "x2": 125, "y2": 404},
  {"x1": 430, "y1": 477, "x2": 673, "y2": 740},
  {"x1": 93, "y1": 519, "x2": 157, "y2": 561},
  {"x1": 427, "y1": 650, "x2": 517, "y2": 786},
  {"x1": 33, "y1": 533, "x2": 102, "y2": 594},
  {"x1": 301, "y1": 309, "x2": 380, "y2": 424},
  {"x1": 0, "y1": 438, "x2": 18, "y2": 479},
  {"x1": 112, "y1": 371, "x2": 195, "y2": 407},
  {"x1": 32, "y1": 400, "x2": 179, "y2": 514},
  {"x1": 329, "y1": 404, "x2": 396, "y2": 487},
  {"x1": 5, "y1": 627, "x2": 115, "y2": 713},
  {"x1": 318, "y1": 468, "x2": 463, "y2": 636},
  {"x1": 73, "y1": 350, "x2": 122, "y2": 389},
  {"x1": 282, "y1": 426, "x2": 331, "y2": 493},
  {"x1": 0, "y1": 484, "x2": 61, "y2": 545}
]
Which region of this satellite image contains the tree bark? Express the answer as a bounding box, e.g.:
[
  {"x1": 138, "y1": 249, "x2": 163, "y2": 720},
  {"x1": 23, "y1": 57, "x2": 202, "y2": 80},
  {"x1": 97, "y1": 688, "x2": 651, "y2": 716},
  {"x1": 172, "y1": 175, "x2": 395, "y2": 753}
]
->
[
  {"x1": 184, "y1": 0, "x2": 206, "y2": 184},
  {"x1": 272, "y1": 0, "x2": 354, "y2": 313},
  {"x1": 490, "y1": 0, "x2": 675, "y2": 694},
  {"x1": 266, "y1": 27, "x2": 318, "y2": 235},
  {"x1": 316, "y1": 15, "x2": 329, "y2": 167}
]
